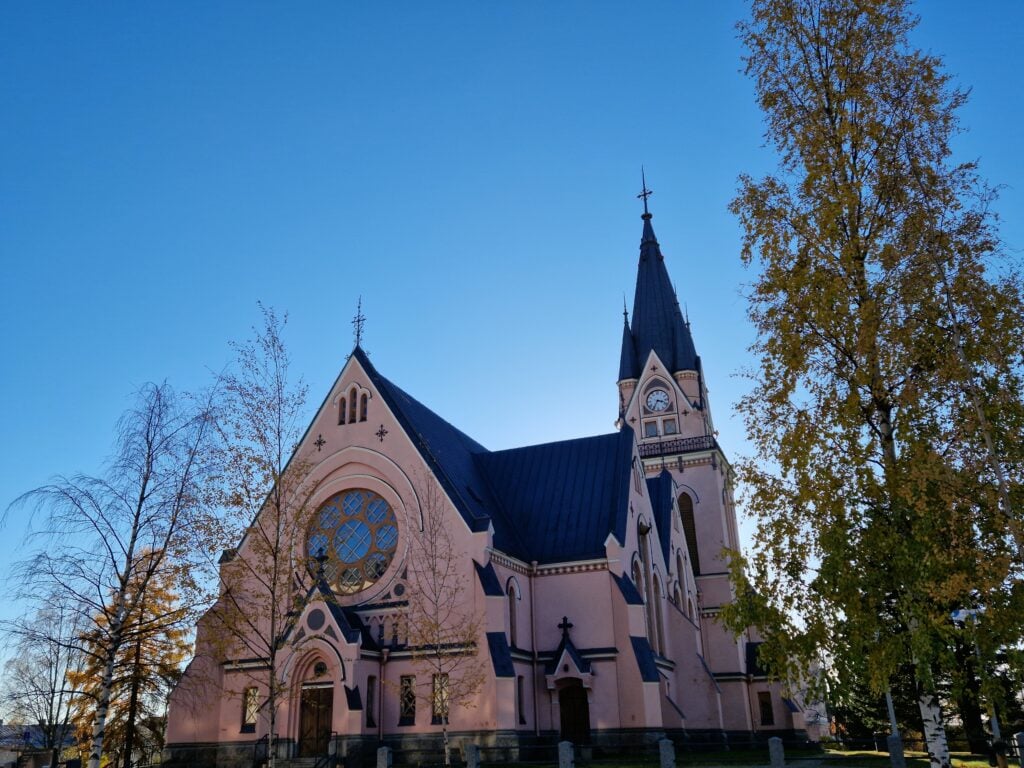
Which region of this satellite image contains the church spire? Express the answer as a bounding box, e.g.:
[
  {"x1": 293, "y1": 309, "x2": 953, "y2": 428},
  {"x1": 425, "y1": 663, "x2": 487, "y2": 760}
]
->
[{"x1": 619, "y1": 176, "x2": 698, "y2": 380}]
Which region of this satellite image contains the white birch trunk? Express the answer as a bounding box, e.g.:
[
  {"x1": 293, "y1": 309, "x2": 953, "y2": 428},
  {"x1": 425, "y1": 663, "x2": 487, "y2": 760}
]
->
[
  {"x1": 87, "y1": 614, "x2": 125, "y2": 768},
  {"x1": 918, "y1": 690, "x2": 951, "y2": 768}
]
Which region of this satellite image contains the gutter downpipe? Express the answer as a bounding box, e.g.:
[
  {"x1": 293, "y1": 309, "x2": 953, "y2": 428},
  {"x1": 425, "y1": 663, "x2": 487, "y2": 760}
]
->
[{"x1": 530, "y1": 560, "x2": 540, "y2": 735}]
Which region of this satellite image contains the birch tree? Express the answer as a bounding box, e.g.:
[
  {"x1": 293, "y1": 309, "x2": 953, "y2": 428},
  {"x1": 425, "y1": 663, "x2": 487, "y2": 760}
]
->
[
  {"x1": 6, "y1": 383, "x2": 213, "y2": 768},
  {"x1": 402, "y1": 479, "x2": 486, "y2": 768},
  {"x1": 201, "y1": 306, "x2": 312, "y2": 768},
  {"x1": 723, "y1": 2, "x2": 1024, "y2": 766}
]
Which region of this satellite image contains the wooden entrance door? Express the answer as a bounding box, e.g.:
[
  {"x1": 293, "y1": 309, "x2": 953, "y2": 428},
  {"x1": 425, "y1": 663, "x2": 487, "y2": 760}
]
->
[
  {"x1": 558, "y1": 681, "x2": 590, "y2": 744},
  {"x1": 299, "y1": 686, "x2": 333, "y2": 757}
]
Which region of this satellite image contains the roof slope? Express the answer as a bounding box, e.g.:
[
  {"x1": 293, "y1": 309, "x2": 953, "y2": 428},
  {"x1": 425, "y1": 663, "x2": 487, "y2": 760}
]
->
[
  {"x1": 620, "y1": 214, "x2": 698, "y2": 379},
  {"x1": 354, "y1": 347, "x2": 636, "y2": 565},
  {"x1": 475, "y1": 429, "x2": 634, "y2": 564}
]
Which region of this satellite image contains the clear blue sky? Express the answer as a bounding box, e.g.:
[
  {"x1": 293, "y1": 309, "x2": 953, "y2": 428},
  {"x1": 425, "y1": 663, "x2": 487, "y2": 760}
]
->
[{"x1": 2, "y1": 2, "x2": 1022, "y2": 624}]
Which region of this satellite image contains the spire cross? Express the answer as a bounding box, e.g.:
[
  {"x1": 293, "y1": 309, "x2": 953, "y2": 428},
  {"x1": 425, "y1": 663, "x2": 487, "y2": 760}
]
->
[
  {"x1": 558, "y1": 616, "x2": 574, "y2": 638},
  {"x1": 352, "y1": 296, "x2": 366, "y2": 348},
  {"x1": 637, "y1": 168, "x2": 653, "y2": 216}
]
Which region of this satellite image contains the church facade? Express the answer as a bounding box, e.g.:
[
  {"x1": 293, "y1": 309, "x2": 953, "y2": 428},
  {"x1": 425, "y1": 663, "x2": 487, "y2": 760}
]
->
[{"x1": 165, "y1": 205, "x2": 809, "y2": 767}]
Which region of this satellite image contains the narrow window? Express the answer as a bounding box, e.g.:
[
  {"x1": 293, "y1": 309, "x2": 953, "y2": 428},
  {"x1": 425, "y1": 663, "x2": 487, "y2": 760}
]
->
[
  {"x1": 399, "y1": 675, "x2": 416, "y2": 725},
  {"x1": 638, "y1": 523, "x2": 656, "y2": 646},
  {"x1": 359, "y1": 393, "x2": 368, "y2": 422},
  {"x1": 366, "y1": 676, "x2": 377, "y2": 728},
  {"x1": 644, "y1": 420, "x2": 659, "y2": 438},
  {"x1": 242, "y1": 686, "x2": 258, "y2": 732},
  {"x1": 348, "y1": 387, "x2": 357, "y2": 423},
  {"x1": 678, "y1": 493, "x2": 700, "y2": 575},
  {"x1": 653, "y1": 577, "x2": 665, "y2": 655},
  {"x1": 673, "y1": 585, "x2": 682, "y2": 606},
  {"x1": 339, "y1": 397, "x2": 347, "y2": 425},
  {"x1": 507, "y1": 581, "x2": 518, "y2": 647},
  {"x1": 632, "y1": 560, "x2": 645, "y2": 602},
  {"x1": 758, "y1": 691, "x2": 774, "y2": 725},
  {"x1": 517, "y1": 675, "x2": 526, "y2": 725},
  {"x1": 432, "y1": 673, "x2": 449, "y2": 725},
  {"x1": 676, "y1": 553, "x2": 685, "y2": 587}
]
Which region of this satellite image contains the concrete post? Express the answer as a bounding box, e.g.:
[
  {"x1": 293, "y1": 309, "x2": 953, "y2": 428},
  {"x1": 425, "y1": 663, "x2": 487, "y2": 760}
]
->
[
  {"x1": 768, "y1": 736, "x2": 785, "y2": 768},
  {"x1": 377, "y1": 745, "x2": 392, "y2": 768},
  {"x1": 659, "y1": 738, "x2": 676, "y2": 768},
  {"x1": 465, "y1": 743, "x2": 480, "y2": 768},
  {"x1": 887, "y1": 733, "x2": 906, "y2": 768},
  {"x1": 1014, "y1": 733, "x2": 1024, "y2": 768},
  {"x1": 558, "y1": 740, "x2": 575, "y2": 768}
]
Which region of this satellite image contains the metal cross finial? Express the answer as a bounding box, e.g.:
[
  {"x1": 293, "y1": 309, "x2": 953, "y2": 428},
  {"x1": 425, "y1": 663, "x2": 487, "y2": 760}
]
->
[
  {"x1": 558, "y1": 616, "x2": 574, "y2": 638},
  {"x1": 352, "y1": 296, "x2": 366, "y2": 348},
  {"x1": 622, "y1": 295, "x2": 629, "y2": 325},
  {"x1": 637, "y1": 167, "x2": 653, "y2": 216}
]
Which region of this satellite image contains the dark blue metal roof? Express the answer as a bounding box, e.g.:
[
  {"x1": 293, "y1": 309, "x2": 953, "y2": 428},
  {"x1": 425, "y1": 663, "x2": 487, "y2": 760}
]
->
[
  {"x1": 620, "y1": 215, "x2": 698, "y2": 379},
  {"x1": 486, "y1": 632, "x2": 516, "y2": 678},
  {"x1": 476, "y1": 429, "x2": 635, "y2": 564},
  {"x1": 544, "y1": 634, "x2": 592, "y2": 675},
  {"x1": 646, "y1": 471, "x2": 675, "y2": 565},
  {"x1": 630, "y1": 635, "x2": 660, "y2": 682},
  {"x1": 475, "y1": 561, "x2": 504, "y2": 597},
  {"x1": 354, "y1": 348, "x2": 639, "y2": 565},
  {"x1": 612, "y1": 572, "x2": 644, "y2": 605},
  {"x1": 354, "y1": 346, "x2": 512, "y2": 538},
  {"x1": 344, "y1": 685, "x2": 362, "y2": 710}
]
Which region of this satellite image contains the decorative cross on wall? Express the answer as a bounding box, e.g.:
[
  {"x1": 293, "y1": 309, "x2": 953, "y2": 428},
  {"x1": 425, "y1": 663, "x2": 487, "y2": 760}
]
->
[
  {"x1": 314, "y1": 434, "x2": 326, "y2": 451},
  {"x1": 375, "y1": 425, "x2": 388, "y2": 442},
  {"x1": 558, "y1": 616, "x2": 574, "y2": 639}
]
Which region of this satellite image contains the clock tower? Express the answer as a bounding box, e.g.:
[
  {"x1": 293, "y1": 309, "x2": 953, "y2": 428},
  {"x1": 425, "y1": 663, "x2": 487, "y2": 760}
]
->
[{"x1": 617, "y1": 197, "x2": 753, "y2": 733}]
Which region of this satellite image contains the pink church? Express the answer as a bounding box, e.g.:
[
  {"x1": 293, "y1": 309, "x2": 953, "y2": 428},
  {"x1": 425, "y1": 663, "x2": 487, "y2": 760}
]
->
[{"x1": 165, "y1": 204, "x2": 810, "y2": 767}]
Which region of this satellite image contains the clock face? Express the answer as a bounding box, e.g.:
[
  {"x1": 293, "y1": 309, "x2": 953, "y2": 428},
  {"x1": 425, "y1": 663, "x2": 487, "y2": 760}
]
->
[{"x1": 646, "y1": 389, "x2": 670, "y2": 412}]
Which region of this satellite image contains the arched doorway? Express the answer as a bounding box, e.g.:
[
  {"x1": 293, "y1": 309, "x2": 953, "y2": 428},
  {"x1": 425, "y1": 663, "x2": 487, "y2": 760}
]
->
[
  {"x1": 298, "y1": 684, "x2": 333, "y2": 757},
  {"x1": 558, "y1": 681, "x2": 590, "y2": 744}
]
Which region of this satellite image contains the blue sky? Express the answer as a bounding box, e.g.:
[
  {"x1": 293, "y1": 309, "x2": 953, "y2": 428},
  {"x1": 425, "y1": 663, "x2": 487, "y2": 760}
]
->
[{"x1": 2, "y1": 2, "x2": 1022, "y2": 625}]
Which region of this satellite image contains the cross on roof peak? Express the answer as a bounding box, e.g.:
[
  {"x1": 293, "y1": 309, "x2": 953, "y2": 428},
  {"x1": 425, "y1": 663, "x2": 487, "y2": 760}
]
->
[{"x1": 637, "y1": 167, "x2": 653, "y2": 217}]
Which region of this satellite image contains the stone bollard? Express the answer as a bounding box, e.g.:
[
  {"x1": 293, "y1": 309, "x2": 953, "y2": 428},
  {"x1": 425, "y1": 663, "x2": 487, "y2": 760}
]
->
[
  {"x1": 465, "y1": 743, "x2": 481, "y2": 768},
  {"x1": 768, "y1": 736, "x2": 785, "y2": 768},
  {"x1": 659, "y1": 738, "x2": 676, "y2": 768},
  {"x1": 377, "y1": 746, "x2": 392, "y2": 768},
  {"x1": 1015, "y1": 733, "x2": 1024, "y2": 768},
  {"x1": 558, "y1": 740, "x2": 575, "y2": 768},
  {"x1": 886, "y1": 733, "x2": 906, "y2": 768}
]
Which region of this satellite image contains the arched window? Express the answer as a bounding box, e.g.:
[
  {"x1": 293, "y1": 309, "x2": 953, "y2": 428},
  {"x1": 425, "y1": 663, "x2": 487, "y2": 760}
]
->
[
  {"x1": 688, "y1": 598, "x2": 696, "y2": 621},
  {"x1": 632, "y1": 560, "x2": 645, "y2": 601},
  {"x1": 653, "y1": 576, "x2": 665, "y2": 656},
  {"x1": 339, "y1": 397, "x2": 347, "y2": 425},
  {"x1": 366, "y1": 675, "x2": 377, "y2": 728},
  {"x1": 676, "y1": 553, "x2": 686, "y2": 588},
  {"x1": 678, "y1": 493, "x2": 700, "y2": 575},
  {"x1": 348, "y1": 387, "x2": 357, "y2": 423},
  {"x1": 674, "y1": 585, "x2": 683, "y2": 606},
  {"x1": 507, "y1": 580, "x2": 519, "y2": 647},
  {"x1": 637, "y1": 521, "x2": 657, "y2": 647},
  {"x1": 359, "y1": 393, "x2": 368, "y2": 422}
]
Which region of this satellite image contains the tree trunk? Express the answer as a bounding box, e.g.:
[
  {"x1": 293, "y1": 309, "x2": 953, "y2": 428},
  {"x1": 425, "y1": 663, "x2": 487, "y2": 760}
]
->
[
  {"x1": 918, "y1": 688, "x2": 952, "y2": 768},
  {"x1": 88, "y1": 611, "x2": 126, "y2": 768},
  {"x1": 122, "y1": 638, "x2": 143, "y2": 768}
]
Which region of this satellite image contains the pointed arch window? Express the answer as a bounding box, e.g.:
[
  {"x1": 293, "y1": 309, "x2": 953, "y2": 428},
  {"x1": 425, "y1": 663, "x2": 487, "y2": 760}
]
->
[
  {"x1": 359, "y1": 393, "x2": 368, "y2": 422},
  {"x1": 339, "y1": 397, "x2": 347, "y2": 425},
  {"x1": 506, "y1": 579, "x2": 520, "y2": 648},
  {"x1": 348, "y1": 387, "x2": 357, "y2": 424},
  {"x1": 653, "y1": 576, "x2": 665, "y2": 656},
  {"x1": 637, "y1": 521, "x2": 657, "y2": 647},
  {"x1": 678, "y1": 493, "x2": 700, "y2": 575}
]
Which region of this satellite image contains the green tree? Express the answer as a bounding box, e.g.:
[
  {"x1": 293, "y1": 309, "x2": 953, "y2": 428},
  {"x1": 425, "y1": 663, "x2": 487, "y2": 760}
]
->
[{"x1": 723, "y1": 2, "x2": 1024, "y2": 767}]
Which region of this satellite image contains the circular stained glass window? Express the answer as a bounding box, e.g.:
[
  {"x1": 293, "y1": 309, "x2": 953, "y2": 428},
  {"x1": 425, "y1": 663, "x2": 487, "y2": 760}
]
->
[{"x1": 308, "y1": 490, "x2": 399, "y2": 595}]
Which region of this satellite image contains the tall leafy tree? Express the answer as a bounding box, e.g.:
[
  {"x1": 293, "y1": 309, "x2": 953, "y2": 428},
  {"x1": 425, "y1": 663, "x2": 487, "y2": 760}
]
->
[{"x1": 722, "y1": 2, "x2": 1024, "y2": 767}]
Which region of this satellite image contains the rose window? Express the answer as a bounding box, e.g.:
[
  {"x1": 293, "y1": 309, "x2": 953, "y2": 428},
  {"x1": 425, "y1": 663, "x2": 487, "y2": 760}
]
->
[{"x1": 308, "y1": 490, "x2": 398, "y2": 595}]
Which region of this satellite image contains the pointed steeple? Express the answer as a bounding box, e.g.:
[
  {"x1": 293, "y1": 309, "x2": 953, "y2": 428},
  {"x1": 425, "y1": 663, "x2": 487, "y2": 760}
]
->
[
  {"x1": 618, "y1": 302, "x2": 637, "y2": 382},
  {"x1": 619, "y1": 183, "x2": 698, "y2": 380}
]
